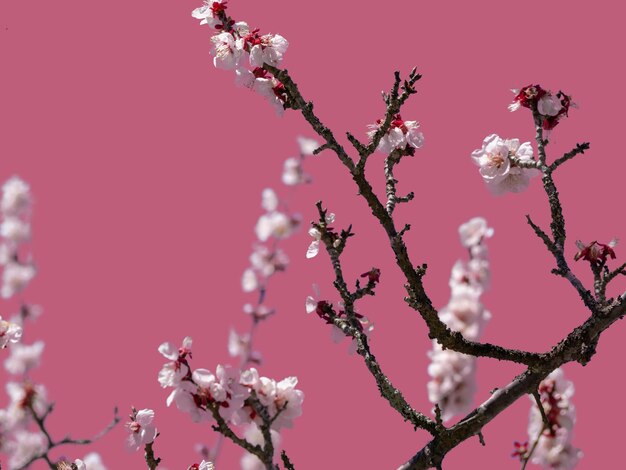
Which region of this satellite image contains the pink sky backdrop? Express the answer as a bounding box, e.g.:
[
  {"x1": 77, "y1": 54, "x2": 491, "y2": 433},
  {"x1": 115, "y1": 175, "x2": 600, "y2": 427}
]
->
[{"x1": 2, "y1": 1, "x2": 625, "y2": 468}]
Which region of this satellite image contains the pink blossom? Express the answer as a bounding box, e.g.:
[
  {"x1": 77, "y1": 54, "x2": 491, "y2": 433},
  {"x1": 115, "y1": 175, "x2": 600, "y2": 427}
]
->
[
  {"x1": 210, "y1": 32, "x2": 243, "y2": 70},
  {"x1": 367, "y1": 114, "x2": 424, "y2": 154},
  {"x1": 126, "y1": 408, "x2": 157, "y2": 451},
  {"x1": 574, "y1": 239, "x2": 618, "y2": 265},
  {"x1": 248, "y1": 33, "x2": 289, "y2": 67},
  {"x1": 191, "y1": 1, "x2": 227, "y2": 29},
  {"x1": 471, "y1": 134, "x2": 539, "y2": 195},
  {"x1": 458, "y1": 217, "x2": 493, "y2": 248},
  {"x1": 1, "y1": 261, "x2": 37, "y2": 299}
]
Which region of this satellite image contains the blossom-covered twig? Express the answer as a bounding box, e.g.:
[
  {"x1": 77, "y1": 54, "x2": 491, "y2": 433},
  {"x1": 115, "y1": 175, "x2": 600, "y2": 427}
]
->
[
  {"x1": 310, "y1": 202, "x2": 438, "y2": 434},
  {"x1": 192, "y1": 4, "x2": 626, "y2": 468}
]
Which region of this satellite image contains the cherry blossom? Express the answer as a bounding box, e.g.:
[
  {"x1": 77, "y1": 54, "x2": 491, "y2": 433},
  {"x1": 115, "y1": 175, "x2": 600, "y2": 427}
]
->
[
  {"x1": 7, "y1": 430, "x2": 47, "y2": 469},
  {"x1": 1, "y1": 177, "x2": 31, "y2": 216},
  {"x1": 158, "y1": 337, "x2": 192, "y2": 388},
  {"x1": 210, "y1": 32, "x2": 243, "y2": 70},
  {"x1": 574, "y1": 239, "x2": 618, "y2": 265},
  {"x1": 458, "y1": 217, "x2": 493, "y2": 248},
  {"x1": 188, "y1": 461, "x2": 215, "y2": 470},
  {"x1": 243, "y1": 303, "x2": 274, "y2": 320},
  {"x1": 282, "y1": 157, "x2": 309, "y2": 185},
  {"x1": 0, "y1": 217, "x2": 31, "y2": 243},
  {"x1": 367, "y1": 114, "x2": 424, "y2": 154},
  {"x1": 5, "y1": 381, "x2": 48, "y2": 426},
  {"x1": 306, "y1": 212, "x2": 335, "y2": 259},
  {"x1": 126, "y1": 408, "x2": 158, "y2": 451},
  {"x1": 526, "y1": 369, "x2": 582, "y2": 469},
  {"x1": 74, "y1": 452, "x2": 107, "y2": 470},
  {"x1": 247, "y1": 33, "x2": 289, "y2": 68},
  {"x1": 240, "y1": 422, "x2": 280, "y2": 470},
  {"x1": 0, "y1": 317, "x2": 23, "y2": 348},
  {"x1": 243, "y1": 372, "x2": 304, "y2": 431},
  {"x1": 427, "y1": 217, "x2": 493, "y2": 421},
  {"x1": 191, "y1": 0, "x2": 227, "y2": 28},
  {"x1": 1, "y1": 261, "x2": 37, "y2": 299},
  {"x1": 471, "y1": 134, "x2": 539, "y2": 195},
  {"x1": 4, "y1": 341, "x2": 44, "y2": 375},
  {"x1": 508, "y1": 85, "x2": 575, "y2": 131}
]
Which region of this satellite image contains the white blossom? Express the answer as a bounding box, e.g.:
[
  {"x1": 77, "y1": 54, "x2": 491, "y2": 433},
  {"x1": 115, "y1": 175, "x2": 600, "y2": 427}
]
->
[
  {"x1": 191, "y1": 1, "x2": 225, "y2": 28},
  {"x1": 0, "y1": 217, "x2": 31, "y2": 243},
  {"x1": 527, "y1": 369, "x2": 582, "y2": 469},
  {"x1": 240, "y1": 423, "x2": 280, "y2": 470},
  {"x1": 210, "y1": 32, "x2": 243, "y2": 70},
  {"x1": 1, "y1": 177, "x2": 31, "y2": 216},
  {"x1": 0, "y1": 317, "x2": 23, "y2": 348},
  {"x1": 471, "y1": 134, "x2": 539, "y2": 195},
  {"x1": 127, "y1": 409, "x2": 158, "y2": 451},
  {"x1": 249, "y1": 34, "x2": 289, "y2": 67},
  {"x1": 282, "y1": 157, "x2": 309, "y2": 186},
  {"x1": 367, "y1": 116, "x2": 424, "y2": 153},
  {"x1": 297, "y1": 136, "x2": 319, "y2": 156},
  {"x1": 2, "y1": 261, "x2": 36, "y2": 299},
  {"x1": 538, "y1": 93, "x2": 563, "y2": 116},
  {"x1": 255, "y1": 211, "x2": 295, "y2": 242},
  {"x1": 458, "y1": 217, "x2": 493, "y2": 248},
  {"x1": 5, "y1": 341, "x2": 44, "y2": 375}
]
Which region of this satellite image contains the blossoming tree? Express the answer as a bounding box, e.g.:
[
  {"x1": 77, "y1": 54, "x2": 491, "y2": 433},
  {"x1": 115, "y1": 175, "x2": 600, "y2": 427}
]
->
[{"x1": 3, "y1": 3, "x2": 623, "y2": 468}]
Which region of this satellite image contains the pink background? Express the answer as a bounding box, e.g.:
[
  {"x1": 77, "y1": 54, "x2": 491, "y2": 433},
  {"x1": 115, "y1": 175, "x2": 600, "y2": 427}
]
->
[{"x1": 2, "y1": 0, "x2": 625, "y2": 468}]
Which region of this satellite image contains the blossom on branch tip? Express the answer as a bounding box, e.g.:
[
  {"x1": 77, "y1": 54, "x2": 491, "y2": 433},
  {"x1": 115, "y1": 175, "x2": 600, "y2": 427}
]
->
[
  {"x1": 282, "y1": 157, "x2": 310, "y2": 186},
  {"x1": 192, "y1": 1, "x2": 227, "y2": 28},
  {"x1": 306, "y1": 213, "x2": 336, "y2": 259},
  {"x1": 297, "y1": 136, "x2": 320, "y2": 156},
  {"x1": 1, "y1": 261, "x2": 37, "y2": 299},
  {"x1": 367, "y1": 115, "x2": 424, "y2": 154},
  {"x1": 158, "y1": 337, "x2": 192, "y2": 388},
  {"x1": 509, "y1": 85, "x2": 575, "y2": 131},
  {"x1": 512, "y1": 441, "x2": 529, "y2": 460},
  {"x1": 458, "y1": 217, "x2": 493, "y2": 248},
  {"x1": 126, "y1": 408, "x2": 157, "y2": 451},
  {"x1": 574, "y1": 239, "x2": 618, "y2": 265},
  {"x1": 75, "y1": 452, "x2": 107, "y2": 470},
  {"x1": 4, "y1": 341, "x2": 44, "y2": 375},
  {"x1": 471, "y1": 134, "x2": 539, "y2": 195}
]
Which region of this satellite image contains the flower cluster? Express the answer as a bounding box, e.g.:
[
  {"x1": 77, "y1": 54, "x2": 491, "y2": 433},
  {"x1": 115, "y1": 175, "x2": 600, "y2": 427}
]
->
[
  {"x1": 574, "y1": 239, "x2": 618, "y2": 266},
  {"x1": 522, "y1": 368, "x2": 583, "y2": 469},
  {"x1": 367, "y1": 114, "x2": 424, "y2": 154},
  {"x1": 508, "y1": 85, "x2": 575, "y2": 132},
  {"x1": 427, "y1": 217, "x2": 493, "y2": 421},
  {"x1": 158, "y1": 337, "x2": 304, "y2": 432},
  {"x1": 471, "y1": 134, "x2": 540, "y2": 195},
  {"x1": 192, "y1": 1, "x2": 290, "y2": 114}
]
